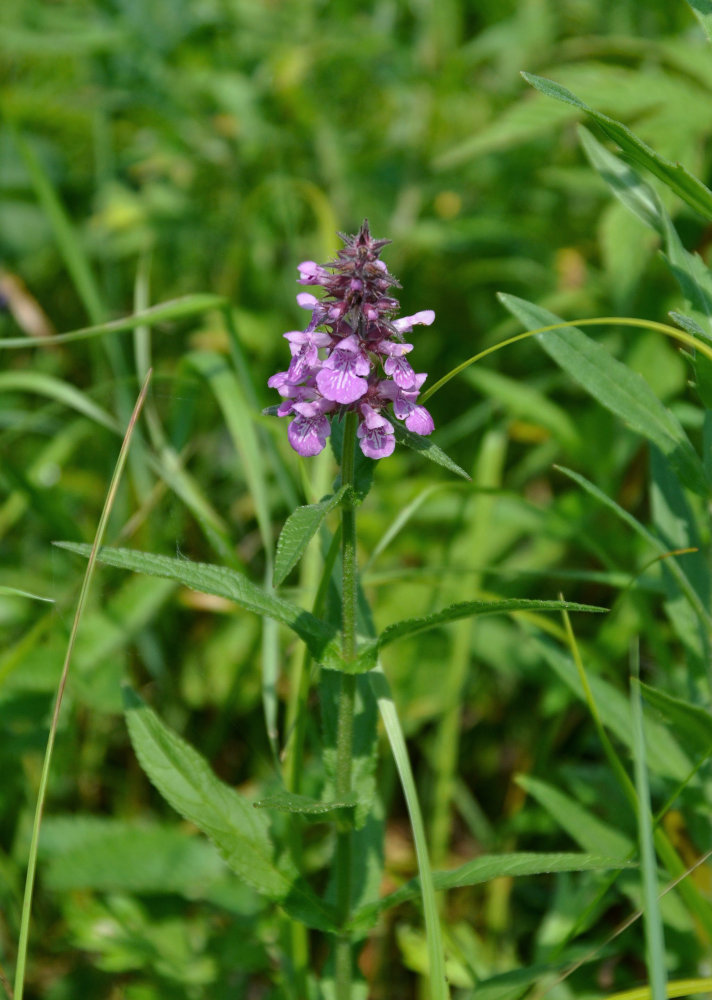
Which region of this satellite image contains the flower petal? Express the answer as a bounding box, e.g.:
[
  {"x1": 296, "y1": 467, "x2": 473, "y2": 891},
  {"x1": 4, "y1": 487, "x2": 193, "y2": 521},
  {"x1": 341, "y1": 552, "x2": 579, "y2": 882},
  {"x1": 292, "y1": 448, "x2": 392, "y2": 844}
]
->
[
  {"x1": 288, "y1": 411, "x2": 331, "y2": 456},
  {"x1": 405, "y1": 404, "x2": 434, "y2": 435},
  {"x1": 392, "y1": 309, "x2": 435, "y2": 332}
]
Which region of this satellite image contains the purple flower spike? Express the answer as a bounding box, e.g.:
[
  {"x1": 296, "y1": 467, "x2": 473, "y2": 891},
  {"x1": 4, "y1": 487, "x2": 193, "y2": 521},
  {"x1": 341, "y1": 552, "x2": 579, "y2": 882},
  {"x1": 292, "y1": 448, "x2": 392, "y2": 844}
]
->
[{"x1": 268, "y1": 219, "x2": 436, "y2": 460}]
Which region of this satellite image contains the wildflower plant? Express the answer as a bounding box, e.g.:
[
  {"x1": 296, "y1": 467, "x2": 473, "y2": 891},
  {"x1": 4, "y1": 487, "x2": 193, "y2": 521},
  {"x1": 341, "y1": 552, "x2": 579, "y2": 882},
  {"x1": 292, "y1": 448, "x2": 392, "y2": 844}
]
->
[
  {"x1": 23, "y1": 193, "x2": 712, "y2": 997},
  {"x1": 7, "y1": 6, "x2": 712, "y2": 1000},
  {"x1": 38, "y1": 218, "x2": 607, "y2": 1000}
]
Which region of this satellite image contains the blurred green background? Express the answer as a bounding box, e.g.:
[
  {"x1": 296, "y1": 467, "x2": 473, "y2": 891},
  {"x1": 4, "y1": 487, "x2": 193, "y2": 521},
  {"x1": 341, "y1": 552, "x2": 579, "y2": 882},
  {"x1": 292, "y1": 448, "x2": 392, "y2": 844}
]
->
[{"x1": 2, "y1": 1, "x2": 712, "y2": 998}]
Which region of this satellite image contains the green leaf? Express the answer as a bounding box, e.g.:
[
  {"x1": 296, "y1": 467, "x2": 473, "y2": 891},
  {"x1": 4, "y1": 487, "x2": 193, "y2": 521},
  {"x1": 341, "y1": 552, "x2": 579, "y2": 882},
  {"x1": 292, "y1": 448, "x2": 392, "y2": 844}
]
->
[
  {"x1": 631, "y1": 672, "x2": 668, "y2": 1000},
  {"x1": 670, "y1": 311, "x2": 708, "y2": 338},
  {"x1": 522, "y1": 72, "x2": 712, "y2": 221},
  {"x1": 578, "y1": 126, "x2": 712, "y2": 338},
  {"x1": 376, "y1": 598, "x2": 606, "y2": 652},
  {"x1": 0, "y1": 371, "x2": 118, "y2": 433},
  {"x1": 517, "y1": 775, "x2": 633, "y2": 859},
  {"x1": 40, "y1": 817, "x2": 229, "y2": 897},
  {"x1": 254, "y1": 789, "x2": 358, "y2": 819},
  {"x1": 274, "y1": 487, "x2": 349, "y2": 587},
  {"x1": 393, "y1": 423, "x2": 471, "y2": 480},
  {"x1": 0, "y1": 295, "x2": 230, "y2": 350},
  {"x1": 685, "y1": 0, "x2": 712, "y2": 42},
  {"x1": 123, "y1": 689, "x2": 336, "y2": 931},
  {"x1": 57, "y1": 543, "x2": 343, "y2": 670},
  {"x1": 640, "y1": 682, "x2": 712, "y2": 755},
  {"x1": 368, "y1": 665, "x2": 449, "y2": 998},
  {"x1": 650, "y1": 445, "x2": 711, "y2": 676},
  {"x1": 536, "y1": 636, "x2": 692, "y2": 782},
  {"x1": 0, "y1": 585, "x2": 53, "y2": 603},
  {"x1": 555, "y1": 465, "x2": 712, "y2": 631},
  {"x1": 185, "y1": 351, "x2": 273, "y2": 558},
  {"x1": 350, "y1": 851, "x2": 629, "y2": 934},
  {"x1": 500, "y1": 294, "x2": 709, "y2": 496},
  {"x1": 577, "y1": 125, "x2": 666, "y2": 236},
  {"x1": 464, "y1": 366, "x2": 581, "y2": 452}
]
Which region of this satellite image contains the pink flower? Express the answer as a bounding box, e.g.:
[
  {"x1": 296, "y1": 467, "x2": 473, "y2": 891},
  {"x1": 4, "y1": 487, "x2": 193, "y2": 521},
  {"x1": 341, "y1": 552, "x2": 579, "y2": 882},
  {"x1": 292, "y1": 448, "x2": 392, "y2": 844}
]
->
[
  {"x1": 288, "y1": 400, "x2": 334, "y2": 456},
  {"x1": 316, "y1": 334, "x2": 370, "y2": 404},
  {"x1": 357, "y1": 404, "x2": 395, "y2": 459}
]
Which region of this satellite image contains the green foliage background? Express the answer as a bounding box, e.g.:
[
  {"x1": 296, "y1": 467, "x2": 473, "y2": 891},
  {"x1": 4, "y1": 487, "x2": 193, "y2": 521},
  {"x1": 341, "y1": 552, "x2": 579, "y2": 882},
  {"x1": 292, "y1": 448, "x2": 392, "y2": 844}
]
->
[{"x1": 1, "y1": 0, "x2": 712, "y2": 997}]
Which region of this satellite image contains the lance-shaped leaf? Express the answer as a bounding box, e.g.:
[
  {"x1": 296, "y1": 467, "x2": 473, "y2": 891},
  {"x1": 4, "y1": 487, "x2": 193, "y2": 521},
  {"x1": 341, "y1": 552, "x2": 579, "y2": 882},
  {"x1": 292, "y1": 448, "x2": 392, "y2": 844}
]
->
[
  {"x1": 123, "y1": 689, "x2": 336, "y2": 931},
  {"x1": 57, "y1": 543, "x2": 343, "y2": 669},
  {"x1": 350, "y1": 851, "x2": 630, "y2": 934},
  {"x1": 640, "y1": 683, "x2": 712, "y2": 756},
  {"x1": 578, "y1": 125, "x2": 712, "y2": 335},
  {"x1": 499, "y1": 294, "x2": 709, "y2": 497},
  {"x1": 274, "y1": 486, "x2": 349, "y2": 587},
  {"x1": 522, "y1": 73, "x2": 712, "y2": 221},
  {"x1": 393, "y1": 423, "x2": 471, "y2": 481},
  {"x1": 0, "y1": 294, "x2": 230, "y2": 350},
  {"x1": 375, "y1": 598, "x2": 606, "y2": 652},
  {"x1": 684, "y1": 0, "x2": 712, "y2": 42},
  {"x1": 254, "y1": 789, "x2": 358, "y2": 821}
]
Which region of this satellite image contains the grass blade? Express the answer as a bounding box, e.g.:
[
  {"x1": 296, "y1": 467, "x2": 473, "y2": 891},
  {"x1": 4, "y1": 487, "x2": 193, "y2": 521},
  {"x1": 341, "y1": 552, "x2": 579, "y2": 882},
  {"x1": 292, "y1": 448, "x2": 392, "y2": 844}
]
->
[
  {"x1": 0, "y1": 371, "x2": 119, "y2": 433},
  {"x1": 555, "y1": 464, "x2": 712, "y2": 631},
  {"x1": 522, "y1": 73, "x2": 712, "y2": 221},
  {"x1": 368, "y1": 664, "x2": 449, "y2": 1000},
  {"x1": 10, "y1": 124, "x2": 105, "y2": 324},
  {"x1": 500, "y1": 294, "x2": 709, "y2": 496},
  {"x1": 0, "y1": 295, "x2": 229, "y2": 350},
  {"x1": 13, "y1": 370, "x2": 153, "y2": 1000},
  {"x1": 630, "y1": 650, "x2": 668, "y2": 1000}
]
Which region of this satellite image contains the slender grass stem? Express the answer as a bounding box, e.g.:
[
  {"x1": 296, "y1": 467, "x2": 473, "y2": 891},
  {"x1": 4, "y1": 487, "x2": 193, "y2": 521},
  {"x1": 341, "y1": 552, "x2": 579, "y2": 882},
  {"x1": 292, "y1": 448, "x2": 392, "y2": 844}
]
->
[
  {"x1": 334, "y1": 410, "x2": 359, "y2": 1000},
  {"x1": 13, "y1": 372, "x2": 152, "y2": 1000}
]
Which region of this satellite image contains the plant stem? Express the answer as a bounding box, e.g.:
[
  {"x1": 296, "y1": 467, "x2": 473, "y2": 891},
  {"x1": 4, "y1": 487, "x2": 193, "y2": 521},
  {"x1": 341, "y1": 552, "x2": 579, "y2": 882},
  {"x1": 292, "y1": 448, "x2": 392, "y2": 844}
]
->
[{"x1": 334, "y1": 410, "x2": 359, "y2": 1000}]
